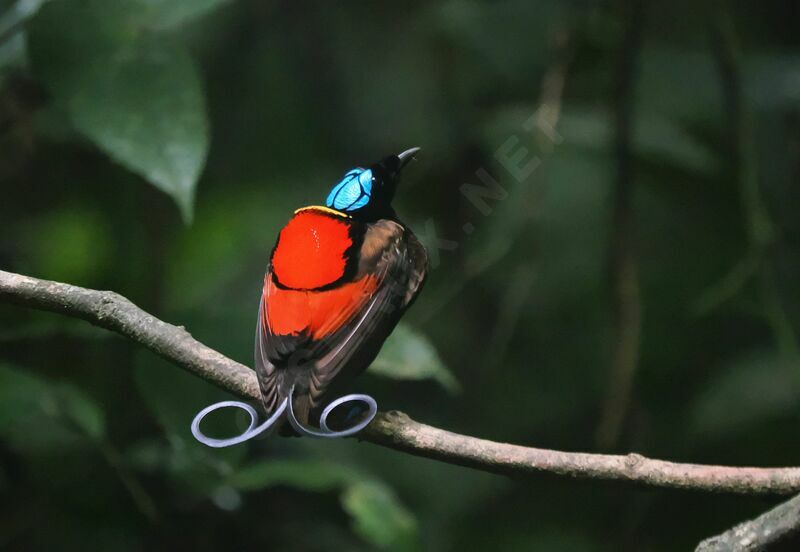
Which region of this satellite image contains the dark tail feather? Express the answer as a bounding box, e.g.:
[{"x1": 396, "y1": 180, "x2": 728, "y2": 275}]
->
[{"x1": 258, "y1": 368, "x2": 314, "y2": 437}]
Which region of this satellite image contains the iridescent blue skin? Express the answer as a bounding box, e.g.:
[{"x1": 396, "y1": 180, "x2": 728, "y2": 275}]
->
[{"x1": 326, "y1": 168, "x2": 374, "y2": 212}]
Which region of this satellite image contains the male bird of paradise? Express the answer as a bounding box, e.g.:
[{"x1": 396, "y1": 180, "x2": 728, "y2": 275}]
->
[{"x1": 192, "y1": 148, "x2": 428, "y2": 445}]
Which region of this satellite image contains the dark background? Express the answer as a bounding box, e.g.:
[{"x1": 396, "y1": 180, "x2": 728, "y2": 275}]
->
[{"x1": 1, "y1": 0, "x2": 799, "y2": 550}]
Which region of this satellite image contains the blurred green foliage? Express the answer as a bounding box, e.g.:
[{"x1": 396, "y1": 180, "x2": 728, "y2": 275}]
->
[
  {"x1": 27, "y1": 0, "x2": 213, "y2": 222},
  {"x1": 1, "y1": 0, "x2": 799, "y2": 550}
]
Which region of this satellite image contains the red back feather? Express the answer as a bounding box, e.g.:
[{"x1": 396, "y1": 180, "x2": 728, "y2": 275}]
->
[
  {"x1": 271, "y1": 210, "x2": 351, "y2": 289},
  {"x1": 266, "y1": 208, "x2": 380, "y2": 340}
]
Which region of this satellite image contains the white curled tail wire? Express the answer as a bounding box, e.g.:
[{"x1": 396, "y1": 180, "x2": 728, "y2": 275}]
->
[{"x1": 190, "y1": 386, "x2": 377, "y2": 447}]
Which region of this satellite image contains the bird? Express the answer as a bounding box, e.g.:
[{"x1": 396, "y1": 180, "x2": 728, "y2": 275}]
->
[{"x1": 255, "y1": 147, "x2": 428, "y2": 435}]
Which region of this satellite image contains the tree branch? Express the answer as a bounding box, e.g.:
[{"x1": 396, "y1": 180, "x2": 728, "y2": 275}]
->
[
  {"x1": 696, "y1": 493, "x2": 800, "y2": 551},
  {"x1": 0, "y1": 269, "x2": 260, "y2": 400},
  {"x1": 3, "y1": 268, "x2": 800, "y2": 495}
]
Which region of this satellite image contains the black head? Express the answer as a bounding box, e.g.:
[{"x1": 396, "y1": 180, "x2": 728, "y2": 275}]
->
[{"x1": 325, "y1": 147, "x2": 420, "y2": 220}]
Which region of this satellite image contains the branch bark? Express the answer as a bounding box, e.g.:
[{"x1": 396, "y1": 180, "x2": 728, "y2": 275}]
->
[
  {"x1": 3, "y1": 268, "x2": 800, "y2": 495},
  {"x1": 696, "y1": 493, "x2": 800, "y2": 551}
]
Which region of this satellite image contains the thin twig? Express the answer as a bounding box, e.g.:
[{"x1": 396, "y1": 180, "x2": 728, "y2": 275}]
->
[
  {"x1": 688, "y1": 4, "x2": 800, "y2": 548},
  {"x1": 698, "y1": 0, "x2": 800, "y2": 365},
  {"x1": 596, "y1": 0, "x2": 645, "y2": 450},
  {"x1": 705, "y1": 0, "x2": 800, "y2": 372},
  {"x1": 2, "y1": 269, "x2": 800, "y2": 494}
]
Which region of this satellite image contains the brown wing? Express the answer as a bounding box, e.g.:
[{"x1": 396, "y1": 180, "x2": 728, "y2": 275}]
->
[{"x1": 255, "y1": 219, "x2": 428, "y2": 425}]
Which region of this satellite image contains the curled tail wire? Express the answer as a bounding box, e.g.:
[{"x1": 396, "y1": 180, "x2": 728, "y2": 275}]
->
[{"x1": 190, "y1": 386, "x2": 377, "y2": 447}]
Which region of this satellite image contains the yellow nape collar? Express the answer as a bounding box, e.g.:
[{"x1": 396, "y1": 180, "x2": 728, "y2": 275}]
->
[{"x1": 294, "y1": 205, "x2": 351, "y2": 218}]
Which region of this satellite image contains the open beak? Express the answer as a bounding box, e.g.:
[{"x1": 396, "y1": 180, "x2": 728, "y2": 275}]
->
[{"x1": 396, "y1": 147, "x2": 421, "y2": 170}]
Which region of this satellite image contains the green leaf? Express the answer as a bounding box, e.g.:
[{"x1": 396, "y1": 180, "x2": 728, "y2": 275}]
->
[
  {"x1": 434, "y1": 0, "x2": 562, "y2": 83},
  {"x1": 70, "y1": 44, "x2": 208, "y2": 222},
  {"x1": 556, "y1": 107, "x2": 718, "y2": 174},
  {"x1": 125, "y1": 439, "x2": 169, "y2": 473},
  {"x1": 134, "y1": 352, "x2": 249, "y2": 462},
  {"x1": 638, "y1": 46, "x2": 720, "y2": 125},
  {"x1": 133, "y1": 355, "x2": 246, "y2": 494},
  {"x1": 689, "y1": 352, "x2": 800, "y2": 439},
  {"x1": 370, "y1": 323, "x2": 460, "y2": 394},
  {"x1": 133, "y1": 356, "x2": 232, "y2": 439},
  {"x1": 23, "y1": 207, "x2": 113, "y2": 283},
  {"x1": 230, "y1": 460, "x2": 418, "y2": 547},
  {"x1": 0, "y1": 30, "x2": 25, "y2": 74},
  {"x1": 0, "y1": 0, "x2": 50, "y2": 74},
  {"x1": 229, "y1": 460, "x2": 358, "y2": 492},
  {"x1": 0, "y1": 0, "x2": 49, "y2": 36},
  {"x1": 745, "y1": 53, "x2": 800, "y2": 110},
  {"x1": 341, "y1": 480, "x2": 417, "y2": 549},
  {"x1": 56, "y1": 383, "x2": 106, "y2": 441},
  {"x1": 28, "y1": 0, "x2": 210, "y2": 223},
  {"x1": 0, "y1": 363, "x2": 52, "y2": 430},
  {"x1": 0, "y1": 364, "x2": 105, "y2": 450}
]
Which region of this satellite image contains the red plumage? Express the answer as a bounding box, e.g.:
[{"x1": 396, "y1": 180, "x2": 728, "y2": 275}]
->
[
  {"x1": 271, "y1": 209, "x2": 352, "y2": 290},
  {"x1": 263, "y1": 266, "x2": 380, "y2": 340},
  {"x1": 265, "y1": 208, "x2": 380, "y2": 340}
]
